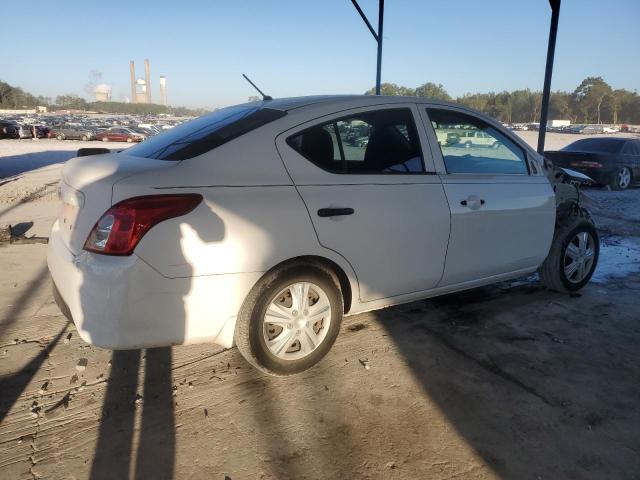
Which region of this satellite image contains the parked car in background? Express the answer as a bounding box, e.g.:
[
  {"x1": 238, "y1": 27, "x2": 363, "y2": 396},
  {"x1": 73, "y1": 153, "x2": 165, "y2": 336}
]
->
[
  {"x1": 95, "y1": 127, "x2": 145, "y2": 142},
  {"x1": 457, "y1": 130, "x2": 499, "y2": 148},
  {"x1": 545, "y1": 137, "x2": 640, "y2": 190},
  {"x1": 51, "y1": 125, "x2": 96, "y2": 141},
  {"x1": 33, "y1": 125, "x2": 50, "y2": 138},
  {"x1": 0, "y1": 121, "x2": 19, "y2": 139},
  {"x1": 580, "y1": 125, "x2": 605, "y2": 134},
  {"x1": 48, "y1": 96, "x2": 599, "y2": 376},
  {"x1": 16, "y1": 124, "x2": 33, "y2": 139},
  {"x1": 435, "y1": 130, "x2": 460, "y2": 146}
]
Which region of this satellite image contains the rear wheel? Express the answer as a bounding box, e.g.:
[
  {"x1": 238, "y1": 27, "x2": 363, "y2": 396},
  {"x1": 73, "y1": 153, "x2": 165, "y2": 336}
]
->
[
  {"x1": 81, "y1": 135, "x2": 88, "y2": 141},
  {"x1": 235, "y1": 262, "x2": 343, "y2": 376},
  {"x1": 56, "y1": 134, "x2": 64, "y2": 141},
  {"x1": 101, "y1": 137, "x2": 109, "y2": 142},
  {"x1": 611, "y1": 167, "x2": 632, "y2": 190},
  {"x1": 539, "y1": 217, "x2": 599, "y2": 292}
]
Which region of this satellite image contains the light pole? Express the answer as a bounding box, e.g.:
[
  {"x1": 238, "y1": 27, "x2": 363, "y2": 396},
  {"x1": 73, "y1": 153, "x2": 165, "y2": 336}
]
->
[
  {"x1": 350, "y1": 0, "x2": 385, "y2": 95},
  {"x1": 538, "y1": 0, "x2": 561, "y2": 154}
]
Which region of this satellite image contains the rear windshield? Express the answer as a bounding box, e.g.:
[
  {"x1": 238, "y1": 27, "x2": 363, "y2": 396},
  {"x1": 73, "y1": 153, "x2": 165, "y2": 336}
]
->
[
  {"x1": 124, "y1": 105, "x2": 286, "y2": 160},
  {"x1": 561, "y1": 138, "x2": 624, "y2": 154}
]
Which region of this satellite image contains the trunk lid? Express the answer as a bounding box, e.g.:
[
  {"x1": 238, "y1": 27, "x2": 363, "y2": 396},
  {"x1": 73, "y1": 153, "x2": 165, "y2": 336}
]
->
[
  {"x1": 58, "y1": 152, "x2": 176, "y2": 254},
  {"x1": 544, "y1": 150, "x2": 608, "y2": 169}
]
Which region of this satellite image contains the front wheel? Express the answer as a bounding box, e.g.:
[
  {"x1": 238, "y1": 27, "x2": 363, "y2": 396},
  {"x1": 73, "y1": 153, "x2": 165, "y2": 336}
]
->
[
  {"x1": 539, "y1": 217, "x2": 599, "y2": 292},
  {"x1": 611, "y1": 167, "x2": 632, "y2": 190},
  {"x1": 101, "y1": 137, "x2": 109, "y2": 142},
  {"x1": 235, "y1": 263, "x2": 343, "y2": 376},
  {"x1": 56, "y1": 134, "x2": 64, "y2": 141},
  {"x1": 81, "y1": 135, "x2": 88, "y2": 141}
]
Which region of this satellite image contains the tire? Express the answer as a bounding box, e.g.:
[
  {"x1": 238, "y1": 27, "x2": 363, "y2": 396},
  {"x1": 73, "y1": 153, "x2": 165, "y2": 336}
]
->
[
  {"x1": 56, "y1": 134, "x2": 64, "y2": 141},
  {"x1": 102, "y1": 137, "x2": 109, "y2": 142},
  {"x1": 539, "y1": 217, "x2": 599, "y2": 293},
  {"x1": 611, "y1": 167, "x2": 632, "y2": 190},
  {"x1": 126, "y1": 138, "x2": 133, "y2": 143},
  {"x1": 235, "y1": 262, "x2": 343, "y2": 376},
  {"x1": 81, "y1": 135, "x2": 88, "y2": 141}
]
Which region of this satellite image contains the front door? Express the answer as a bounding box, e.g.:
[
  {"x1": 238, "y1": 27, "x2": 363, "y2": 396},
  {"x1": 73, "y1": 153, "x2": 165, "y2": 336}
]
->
[
  {"x1": 277, "y1": 104, "x2": 451, "y2": 302},
  {"x1": 422, "y1": 106, "x2": 555, "y2": 286}
]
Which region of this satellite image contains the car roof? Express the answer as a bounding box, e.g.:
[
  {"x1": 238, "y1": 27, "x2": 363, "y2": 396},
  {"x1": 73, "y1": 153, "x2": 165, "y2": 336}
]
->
[{"x1": 247, "y1": 95, "x2": 457, "y2": 112}]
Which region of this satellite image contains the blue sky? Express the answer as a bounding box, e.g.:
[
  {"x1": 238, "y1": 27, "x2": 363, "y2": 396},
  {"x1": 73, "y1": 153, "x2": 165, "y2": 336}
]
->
[{"x1": 1, "y1": 0, "x2": 638, "y2": 109}]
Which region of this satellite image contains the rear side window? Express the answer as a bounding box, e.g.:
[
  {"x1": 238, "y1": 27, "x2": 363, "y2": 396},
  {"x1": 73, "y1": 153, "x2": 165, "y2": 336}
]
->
[
  {"x1": 125, "y1": 105, "x2": 286, "y2": 160},
  {"x1": 427, "y1": 108, "x2": 528, "y2": 175},
  {"x1": 287, "y1": 108, "x2": 424, "y2": 174},
  {"x1": 563, "y1": 138, "x2": 624, "y2": 154}
]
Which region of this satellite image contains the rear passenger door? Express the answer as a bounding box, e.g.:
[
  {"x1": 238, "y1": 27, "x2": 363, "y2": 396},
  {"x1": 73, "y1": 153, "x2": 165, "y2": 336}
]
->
[
  {"x1": 277, "y1": 104, "x2": 451, "y2": 303},
  {"x1": 421, "y1": 106, "x2": 555, "y2": 286}
]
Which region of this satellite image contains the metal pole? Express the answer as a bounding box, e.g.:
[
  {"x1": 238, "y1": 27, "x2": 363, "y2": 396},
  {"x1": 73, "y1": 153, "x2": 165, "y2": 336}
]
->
[
  {"x1": 375, "y1": 0, "x2": 384, "y2": 95},
  {"x1": 350, "y1": 0, "x2": 384, "y2": 95},
  {"x1": 537, "y1": 0, "x2": 561, "y2": 154}
]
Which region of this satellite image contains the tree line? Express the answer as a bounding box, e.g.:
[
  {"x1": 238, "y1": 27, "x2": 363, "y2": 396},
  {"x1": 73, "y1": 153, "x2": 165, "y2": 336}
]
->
[
  {"x1": 3, "y1": 77, "x2": 639, "y2": 123},
  {"x1": 365, "y1": 77, "x2": 640, "y2": 125},
  {"x1": 0, "y1": 80, "x2": 208, "y2": 117}
]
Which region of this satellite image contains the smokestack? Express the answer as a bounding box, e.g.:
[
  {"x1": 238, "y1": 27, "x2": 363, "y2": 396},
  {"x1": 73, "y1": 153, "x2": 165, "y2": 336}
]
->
[
  {"x1": 129, "y1": 60, "x2": 136, "y2": 104},
  {"x1": 144, "y1": 59, "x2": 151, "y2": 104},
  {"x1": 159, "y1": 76, "x2": 167, "y2": 106}
]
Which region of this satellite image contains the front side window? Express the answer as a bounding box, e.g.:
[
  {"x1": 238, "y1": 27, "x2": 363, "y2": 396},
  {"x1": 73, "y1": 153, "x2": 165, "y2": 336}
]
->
[
  {"x1": 427, "y1": 108, "x2": 528, "y2": 175},
  {"x1": 287, "y1": 108, "x2": 424, "y2": 174}
]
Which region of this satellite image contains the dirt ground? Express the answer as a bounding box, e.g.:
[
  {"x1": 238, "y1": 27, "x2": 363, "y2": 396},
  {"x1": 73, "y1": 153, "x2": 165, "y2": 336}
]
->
[{"x1": 1, "y1": 136, "x2": 639, "y2": 480}]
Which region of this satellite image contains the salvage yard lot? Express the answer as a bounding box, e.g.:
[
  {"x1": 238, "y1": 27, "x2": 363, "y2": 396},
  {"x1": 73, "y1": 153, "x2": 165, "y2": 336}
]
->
[{"x1": 1, "y1": 133, "x2": 639, "y2": 479}]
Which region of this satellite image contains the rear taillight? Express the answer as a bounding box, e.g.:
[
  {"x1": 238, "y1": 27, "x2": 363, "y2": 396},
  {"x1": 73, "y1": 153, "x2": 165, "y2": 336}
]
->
[
  {"x1": 84, "y1": 194, "x2": 202, "y2": 256},
  {"x1": 571, "y1": 161, "x2": 602, "y2": 168}
]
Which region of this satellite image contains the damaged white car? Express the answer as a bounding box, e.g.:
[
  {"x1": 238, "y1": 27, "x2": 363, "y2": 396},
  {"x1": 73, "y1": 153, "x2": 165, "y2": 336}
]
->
[{"x1": 48, "y1": 96, "x2": 599, "y2": 375}]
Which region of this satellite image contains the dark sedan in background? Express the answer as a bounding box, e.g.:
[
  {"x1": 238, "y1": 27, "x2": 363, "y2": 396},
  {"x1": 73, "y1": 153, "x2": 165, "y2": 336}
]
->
[
  {"x1": 0, "y1": 121, "x2": 19, "y2": 139},
  {"x1": 51, "y1": 124, "x2": 95, "y2": 141},
  {"x1": 545, "y1": 138, "x2": 640, "y2": 190}
]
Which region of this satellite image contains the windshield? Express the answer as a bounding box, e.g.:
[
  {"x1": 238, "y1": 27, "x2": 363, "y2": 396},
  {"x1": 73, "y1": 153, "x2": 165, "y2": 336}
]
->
[
  {"x1": 124, "y1": 105, "x2": 286, "y2": 160},
  {"x1": 562, "y1": 138, "x2": 624, "y2": 154}
]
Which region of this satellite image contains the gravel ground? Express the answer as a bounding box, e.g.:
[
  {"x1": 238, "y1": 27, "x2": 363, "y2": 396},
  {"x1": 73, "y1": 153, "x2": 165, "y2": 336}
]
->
[{"x1": 0, "y1": 134, "x2": 639, "y2": 479}]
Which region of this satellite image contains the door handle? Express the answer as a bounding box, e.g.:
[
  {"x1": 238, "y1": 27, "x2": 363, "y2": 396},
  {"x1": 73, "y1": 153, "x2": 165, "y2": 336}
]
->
[
  {"x1": 460, "y1": 196, "x2": 485, "y2": 209},
  {"x1": 317, "y1": 207, "x2": 354, "y2": 218}
]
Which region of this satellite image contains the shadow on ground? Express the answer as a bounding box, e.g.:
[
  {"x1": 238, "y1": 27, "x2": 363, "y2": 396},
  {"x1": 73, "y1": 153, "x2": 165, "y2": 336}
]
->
[{"x1": 375, "y1": 273, "x2": 640, "y2": 479}]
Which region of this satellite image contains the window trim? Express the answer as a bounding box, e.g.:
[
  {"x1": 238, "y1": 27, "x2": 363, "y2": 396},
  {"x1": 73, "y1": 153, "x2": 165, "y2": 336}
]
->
[
  {"x1": 285, "y1": 107, "x2": 432, "y2": 176},
  {"x1": 420, "y1": 104, "x2": 534, "y2": 176}
]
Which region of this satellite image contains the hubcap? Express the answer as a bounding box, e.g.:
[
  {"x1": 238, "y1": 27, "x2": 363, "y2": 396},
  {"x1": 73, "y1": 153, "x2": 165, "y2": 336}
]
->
[
  {"x1": 618, "y1": 168, "x2": 631, "y2": 189},
  {"x1": 563, "y1": 231, "x2": 595, "y2": 284},
  {"x1": 263, "y1": 282, "x2": 331, "y2": 360}
]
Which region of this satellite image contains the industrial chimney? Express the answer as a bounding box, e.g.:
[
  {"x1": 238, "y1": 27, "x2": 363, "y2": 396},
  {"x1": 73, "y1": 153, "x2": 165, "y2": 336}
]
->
[
  {"x1": 159, "y1": 76, "x2": 167, "y2": 106},
  {"x1": 144, "y1": 59, "x2": 151, "y2": 104},
  {"x1": 129, "y1": 60, "x2": 136, "y2": 104}
]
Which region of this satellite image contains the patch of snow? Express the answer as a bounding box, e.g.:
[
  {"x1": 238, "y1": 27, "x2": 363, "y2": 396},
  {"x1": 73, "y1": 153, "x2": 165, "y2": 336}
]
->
[{"x1": 592, "y1": 236, "x2": 640, "y2": 283}]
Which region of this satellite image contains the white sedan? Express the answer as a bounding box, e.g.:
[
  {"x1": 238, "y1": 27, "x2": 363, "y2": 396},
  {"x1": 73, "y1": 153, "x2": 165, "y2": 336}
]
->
[{"x1": 48, "y1": 96, "x2": 599, "y2": 375}]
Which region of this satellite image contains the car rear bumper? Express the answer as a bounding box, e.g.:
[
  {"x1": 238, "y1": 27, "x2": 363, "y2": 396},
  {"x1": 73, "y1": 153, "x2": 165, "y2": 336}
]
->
[
  {"x1": 565, "y1": 167, "x2": 616, "y2": 185},
  {"x1": 47, "y1": 220, "x2": 262, "y2": 349}
]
